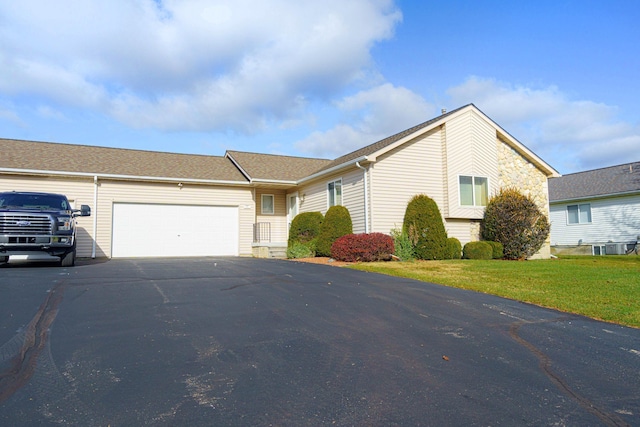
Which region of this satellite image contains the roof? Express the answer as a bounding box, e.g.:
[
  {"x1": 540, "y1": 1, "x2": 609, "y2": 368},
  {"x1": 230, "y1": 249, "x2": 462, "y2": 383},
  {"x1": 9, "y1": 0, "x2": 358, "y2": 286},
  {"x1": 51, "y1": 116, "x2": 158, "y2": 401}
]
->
[
  {"x1": 225, "y1": 151, "x2": 331, "y2": 182},
  {"x1": 0, "y1": 138, "x2": 248, "y2": 183},
  {"x1": 549, "y1": 161, "x2": 640, "y2": 202}
]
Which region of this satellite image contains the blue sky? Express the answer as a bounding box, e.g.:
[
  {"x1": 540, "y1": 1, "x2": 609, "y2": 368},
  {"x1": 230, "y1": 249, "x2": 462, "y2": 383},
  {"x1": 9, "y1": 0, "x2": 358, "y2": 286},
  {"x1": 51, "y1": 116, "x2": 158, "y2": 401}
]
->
[{"x1": 1, "y1": 1, "x2": 638, "y2": 174}]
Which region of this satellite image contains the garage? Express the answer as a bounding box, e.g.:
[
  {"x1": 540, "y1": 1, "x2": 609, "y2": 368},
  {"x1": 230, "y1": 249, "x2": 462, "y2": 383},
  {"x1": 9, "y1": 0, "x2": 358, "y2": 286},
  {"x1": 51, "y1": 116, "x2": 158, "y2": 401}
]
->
[{"x1": 112, "y1": 203, "x2": 239, "y2": 258}]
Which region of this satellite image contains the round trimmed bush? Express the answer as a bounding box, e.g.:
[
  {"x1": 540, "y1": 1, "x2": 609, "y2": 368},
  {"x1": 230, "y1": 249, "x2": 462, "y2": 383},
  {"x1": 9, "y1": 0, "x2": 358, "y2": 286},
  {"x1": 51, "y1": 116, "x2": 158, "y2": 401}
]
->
[
  {"x1": 463, "y1": 241, "x2": 493, "y2": 260},
  {"x1": 481, "y1": 188, "x2": 550, "y2": 260},
  {"x1": 316, "y1": 206, "x2": 353, "y2": 257},
  {"x1": 445, "y1": 237, "x2": 462, "y2": 259},
  {"x1": 485, "y1": 241, "x2": 504, "y2": 259},
  {"x1": 402, "y1": 194, "x2": 448, "y2": 260},
  {"x1": 331, "y1": 233, "x2": 394, "y2": 262},
  {"x1": 288, "y1": 211, "x2": 323, "y2": 247}
]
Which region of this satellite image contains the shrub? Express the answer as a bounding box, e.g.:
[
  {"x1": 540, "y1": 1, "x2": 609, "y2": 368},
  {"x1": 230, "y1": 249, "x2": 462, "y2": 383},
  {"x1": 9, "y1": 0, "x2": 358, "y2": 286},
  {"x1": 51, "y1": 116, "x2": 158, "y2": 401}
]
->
[
  {"x1": 402, "y1": 194, "x2": 448, "y2": 260},
  {"x1": 286, "y1": 241, "x2": 315, "y2": 259},
  {"x1": 390, "y1": 228, "x2": 415, "y2": 261},
  {"x1": 481, "y1": 188, "x2": 550, "y2": 260},
  {"x1": 331, "y1": 233, "x2": 395, "y2": 262},
  {"x1": 484, "y1": 241, "x2": 504, "y2": 259},
  {"x1": 445, "y1": 237, "x2": 462, "y2": 259},
  {"x1": 288, "y1": 212, "x2": 324, "y2": 246},
  {"x1": 316, "y1": 206, "x2": 353, "y2": 257},
  {"x1": 463, "y1": 241, "x2": 493, "y2": 260}
]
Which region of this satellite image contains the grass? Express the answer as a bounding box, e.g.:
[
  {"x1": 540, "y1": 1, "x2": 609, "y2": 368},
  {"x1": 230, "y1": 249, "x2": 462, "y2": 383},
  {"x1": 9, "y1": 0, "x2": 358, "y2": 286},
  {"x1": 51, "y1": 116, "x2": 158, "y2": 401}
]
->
[{"x1": 348, "y1": 255, "x2": 640, "y2": 328}]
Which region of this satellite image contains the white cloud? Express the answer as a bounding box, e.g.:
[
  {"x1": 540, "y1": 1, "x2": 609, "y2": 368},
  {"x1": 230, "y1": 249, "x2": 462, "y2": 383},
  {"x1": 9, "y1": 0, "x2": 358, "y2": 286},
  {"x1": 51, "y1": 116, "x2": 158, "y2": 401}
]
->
[
  {"x1": 0, "y1": 1, "x2": 401, "y2": 133},
  {"x1": 295, "y1": 83, "x2": 435, "y2": 157},
  {"x1": 447, "y1": 76, "x2": 640, "y2": 172}
]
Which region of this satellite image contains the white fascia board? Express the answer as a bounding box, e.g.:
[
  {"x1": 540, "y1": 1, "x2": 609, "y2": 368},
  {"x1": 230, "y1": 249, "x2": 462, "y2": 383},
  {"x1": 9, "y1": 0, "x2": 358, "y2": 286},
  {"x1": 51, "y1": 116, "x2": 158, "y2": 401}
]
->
[
  {"x1": 251, "y1": 178, "x2": 298, "y2": 185},
  {"x1": 296, "y1": 156, "x2": 369, "y2": 184},
  {"x1": 0, "y1": 168, "x2": 251, "y2": 186}
]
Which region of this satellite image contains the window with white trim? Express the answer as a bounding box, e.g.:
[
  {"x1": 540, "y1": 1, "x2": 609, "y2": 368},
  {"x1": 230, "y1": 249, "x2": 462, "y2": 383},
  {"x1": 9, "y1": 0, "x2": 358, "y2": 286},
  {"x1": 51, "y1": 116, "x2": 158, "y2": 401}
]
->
[
  {"x1": 261, "y1": 194, "x2": 274, "y2": 215},
  {"x1": 459, "y1": 176, "x2": 488, "y2": 207},
  {"x1": 327, "y1": 179, "x2": 342, "y2": 207},
  {"x1": 567, "y1": 203, "x2": 591, "y2": 224}
]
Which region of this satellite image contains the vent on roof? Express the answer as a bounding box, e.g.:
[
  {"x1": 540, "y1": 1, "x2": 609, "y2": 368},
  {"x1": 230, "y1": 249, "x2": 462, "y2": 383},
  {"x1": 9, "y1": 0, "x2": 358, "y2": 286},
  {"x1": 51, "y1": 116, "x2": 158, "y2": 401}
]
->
[{"x1": 441, "y1": 108, "x2": 447, "y2": 114}]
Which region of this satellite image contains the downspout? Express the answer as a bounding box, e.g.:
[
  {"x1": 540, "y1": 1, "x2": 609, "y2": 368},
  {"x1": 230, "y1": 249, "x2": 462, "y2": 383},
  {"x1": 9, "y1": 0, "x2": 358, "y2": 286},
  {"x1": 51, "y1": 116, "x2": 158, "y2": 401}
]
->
[
  {"x1": 92, "y1": 175, "x2": 98, "y2": 258},
  {"x1": 355, "y1": 162, "x2": 369, "y2": 233}
]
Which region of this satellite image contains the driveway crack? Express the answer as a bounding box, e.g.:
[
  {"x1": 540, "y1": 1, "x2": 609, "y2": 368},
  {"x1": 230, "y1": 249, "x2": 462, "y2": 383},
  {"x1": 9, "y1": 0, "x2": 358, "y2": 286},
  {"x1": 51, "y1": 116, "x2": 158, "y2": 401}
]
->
[
  {"x1": 509, "y1": 319, "x2": 629, "y2": 427},
  {"x1": 0, "y1": 281, "x2": 66, "y2": 403}
]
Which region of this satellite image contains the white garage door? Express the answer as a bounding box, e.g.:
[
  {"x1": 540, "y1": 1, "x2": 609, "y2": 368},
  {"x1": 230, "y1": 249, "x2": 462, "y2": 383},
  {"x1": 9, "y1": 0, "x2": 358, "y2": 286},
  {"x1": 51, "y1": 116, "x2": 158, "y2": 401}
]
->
[{"x1": 112, "y1": 203, "x2": 239, "y2": 258}]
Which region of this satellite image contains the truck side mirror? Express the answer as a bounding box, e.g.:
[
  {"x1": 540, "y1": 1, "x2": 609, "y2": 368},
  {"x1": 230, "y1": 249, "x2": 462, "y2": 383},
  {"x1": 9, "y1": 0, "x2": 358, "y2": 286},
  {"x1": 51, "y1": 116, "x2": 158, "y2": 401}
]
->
[{"x1": 80, "y1": 205, "x2": 91, "y2": 217}]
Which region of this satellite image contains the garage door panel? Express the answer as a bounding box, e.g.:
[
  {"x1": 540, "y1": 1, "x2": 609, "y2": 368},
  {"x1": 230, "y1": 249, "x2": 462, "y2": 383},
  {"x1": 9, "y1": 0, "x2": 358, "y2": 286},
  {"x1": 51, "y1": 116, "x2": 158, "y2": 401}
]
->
[{"x1": 112, "y1": 203, "x2": 239, "y2": 258}]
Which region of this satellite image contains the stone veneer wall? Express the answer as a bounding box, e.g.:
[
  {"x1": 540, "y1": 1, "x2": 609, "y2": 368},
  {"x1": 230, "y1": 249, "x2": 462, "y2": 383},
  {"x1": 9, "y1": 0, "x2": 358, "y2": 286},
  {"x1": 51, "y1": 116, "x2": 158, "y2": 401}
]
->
[{"x1": 495, "y1": 137, "x2": 551, "y2": 259}]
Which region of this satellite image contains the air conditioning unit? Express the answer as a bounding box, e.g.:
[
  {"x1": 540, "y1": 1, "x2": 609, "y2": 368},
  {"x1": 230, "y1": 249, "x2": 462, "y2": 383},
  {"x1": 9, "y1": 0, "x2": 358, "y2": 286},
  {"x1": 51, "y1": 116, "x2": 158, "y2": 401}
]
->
[{"x1": 605, "y1": 243, "x2": 627, "y2": 255}]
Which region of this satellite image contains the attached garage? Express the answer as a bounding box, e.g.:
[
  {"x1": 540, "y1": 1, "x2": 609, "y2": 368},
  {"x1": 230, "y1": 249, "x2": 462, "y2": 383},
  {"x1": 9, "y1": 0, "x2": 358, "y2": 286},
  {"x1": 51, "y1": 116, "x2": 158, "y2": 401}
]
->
[{"x1": 112, "y1": 203, "x2": 239, "y2": 258}]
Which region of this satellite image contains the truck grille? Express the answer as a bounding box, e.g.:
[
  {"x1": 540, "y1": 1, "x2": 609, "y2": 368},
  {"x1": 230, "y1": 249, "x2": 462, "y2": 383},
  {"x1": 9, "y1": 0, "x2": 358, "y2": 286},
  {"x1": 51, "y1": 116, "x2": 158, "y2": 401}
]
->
[{"x1": 0, "y1": 214, "x2": 53, "y2": 234}]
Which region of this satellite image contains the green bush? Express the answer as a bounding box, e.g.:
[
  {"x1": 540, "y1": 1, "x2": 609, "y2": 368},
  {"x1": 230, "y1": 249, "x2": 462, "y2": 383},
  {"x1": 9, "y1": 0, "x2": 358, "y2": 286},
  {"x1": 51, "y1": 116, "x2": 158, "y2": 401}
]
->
[
  {"x1": 316, "y1": 206, "x2": 353, "y2": 257},
  {"x1": 288, "y1": 212, "x2": 324, "y2": 246},
  {"x1": 390, "y1": 228, "x2": 415, "y2": 261},
  {"x1": 445, "y1": 237, "x2": 462, "y2": 259},
  {"x1": 402, "y1": 194, "x2": 448, "y2": 260},
  {"x1": 481, "y1": 188, "x2": 550, "y2": 260},
  {"x1": 484, "y1": 241, "x2": 504, "y2": 259},
  {"x1": 287, "y1": 241, "x2": 315, "y2": 259},
  {"x1": 463, "y1": 241, "x2": 493, "y2": 260}
]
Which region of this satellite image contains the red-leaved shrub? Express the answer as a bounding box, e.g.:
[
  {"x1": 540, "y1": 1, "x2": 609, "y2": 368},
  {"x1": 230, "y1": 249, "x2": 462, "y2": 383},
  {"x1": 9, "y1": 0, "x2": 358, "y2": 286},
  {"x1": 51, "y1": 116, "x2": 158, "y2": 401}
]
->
[{"x1": 331, "y1": 233, "x2": 395, "y2": 262}]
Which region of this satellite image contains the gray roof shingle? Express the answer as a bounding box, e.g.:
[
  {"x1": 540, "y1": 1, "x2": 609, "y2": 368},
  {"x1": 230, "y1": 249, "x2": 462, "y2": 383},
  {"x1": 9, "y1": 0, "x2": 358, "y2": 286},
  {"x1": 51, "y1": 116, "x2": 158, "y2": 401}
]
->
[
  {"x1": 0, "y1": 138, "x2": 248, "y2": 182},
  {"x1": 549, "y1": 161, "x2": 640, "y2": 201}
]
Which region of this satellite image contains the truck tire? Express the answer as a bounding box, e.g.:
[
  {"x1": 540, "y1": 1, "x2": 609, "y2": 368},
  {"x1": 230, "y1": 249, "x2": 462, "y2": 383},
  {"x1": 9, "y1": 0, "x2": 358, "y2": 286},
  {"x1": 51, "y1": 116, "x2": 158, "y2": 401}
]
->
[
  {"x1": 0, "y1": 256, "x2": 8, "y2": 265},
  {"x1": 59, "y1": 248, "x2": 76, "y2": 267}
]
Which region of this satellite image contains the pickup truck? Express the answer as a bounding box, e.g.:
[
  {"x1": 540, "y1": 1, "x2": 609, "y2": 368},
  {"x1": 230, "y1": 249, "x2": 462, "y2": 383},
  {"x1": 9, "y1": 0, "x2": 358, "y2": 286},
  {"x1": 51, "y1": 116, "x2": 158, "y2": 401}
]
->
[{"x1": 0, "y1": 191, "x2": 91, "y2": 267}]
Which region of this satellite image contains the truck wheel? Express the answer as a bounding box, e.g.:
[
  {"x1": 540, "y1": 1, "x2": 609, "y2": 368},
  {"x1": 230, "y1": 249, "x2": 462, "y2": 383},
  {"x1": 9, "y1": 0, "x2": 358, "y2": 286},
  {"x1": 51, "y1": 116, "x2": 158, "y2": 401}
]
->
[{"x1": 59, "y1": 248, "x2": 76, "y2": 267}]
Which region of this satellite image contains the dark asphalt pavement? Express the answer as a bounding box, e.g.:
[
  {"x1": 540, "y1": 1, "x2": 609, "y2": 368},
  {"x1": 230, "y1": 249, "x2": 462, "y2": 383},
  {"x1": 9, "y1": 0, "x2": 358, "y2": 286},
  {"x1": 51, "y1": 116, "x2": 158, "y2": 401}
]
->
[{"x1": 0, "y1": 257, "x2": 638, "y2": 426}]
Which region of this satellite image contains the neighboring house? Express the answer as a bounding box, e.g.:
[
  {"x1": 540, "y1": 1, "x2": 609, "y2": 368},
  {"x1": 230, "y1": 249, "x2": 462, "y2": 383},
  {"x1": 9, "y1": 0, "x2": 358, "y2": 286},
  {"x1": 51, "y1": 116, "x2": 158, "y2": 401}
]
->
[
  {"x1": 549, "y1": 161, "x2": 640, "y2": 255},
  {"x1": 0, "y1": 104, "x2": 559, "y2": 260}
]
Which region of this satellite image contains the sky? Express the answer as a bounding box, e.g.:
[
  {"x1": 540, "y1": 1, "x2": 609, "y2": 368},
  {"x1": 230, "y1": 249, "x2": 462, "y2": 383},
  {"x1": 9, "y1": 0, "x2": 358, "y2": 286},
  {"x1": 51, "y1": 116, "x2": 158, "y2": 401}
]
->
[{"x1": 1, "y1": 1, "x2": 639, "y2": 175}]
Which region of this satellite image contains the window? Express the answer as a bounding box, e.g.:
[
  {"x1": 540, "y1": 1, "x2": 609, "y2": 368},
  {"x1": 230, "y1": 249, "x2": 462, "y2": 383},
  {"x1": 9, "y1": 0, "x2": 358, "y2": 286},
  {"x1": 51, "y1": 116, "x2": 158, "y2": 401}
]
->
[
  {"x1": 459, "y1": 176, "x2": 488, "y2": 207},
  {"x1": 567, "y1": 203, "x2": 591, "y2": 224},
  {"x1": 261, "y1": 194, "x2": 274, "y2": 215},
  {"x1": 328, "y1": 179, "x2": 342, "y2": 207}
]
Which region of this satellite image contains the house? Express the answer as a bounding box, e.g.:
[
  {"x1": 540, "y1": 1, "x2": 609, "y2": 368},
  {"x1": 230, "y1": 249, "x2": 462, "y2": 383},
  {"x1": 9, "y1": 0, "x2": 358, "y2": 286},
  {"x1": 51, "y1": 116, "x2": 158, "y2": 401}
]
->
[
  {"x1": 549, "y1": 161, "x2": 640, "y2": 255},
  {"x1": 0, "y1": 104, "x2": 559, "y2": 260}
]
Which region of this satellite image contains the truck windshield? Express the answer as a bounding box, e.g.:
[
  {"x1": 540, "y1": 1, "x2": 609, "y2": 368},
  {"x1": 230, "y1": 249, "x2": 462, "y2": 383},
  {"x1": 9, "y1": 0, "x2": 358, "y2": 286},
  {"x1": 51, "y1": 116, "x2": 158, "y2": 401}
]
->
[{"x1": 0, "y1": 194, "x2": 69, "y2": 210}]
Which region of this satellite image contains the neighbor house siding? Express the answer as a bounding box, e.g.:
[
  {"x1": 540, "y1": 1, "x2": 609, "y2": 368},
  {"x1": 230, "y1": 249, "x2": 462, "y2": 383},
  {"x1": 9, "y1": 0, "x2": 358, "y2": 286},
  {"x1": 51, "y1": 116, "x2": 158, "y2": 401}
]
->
[
  {"x1": 0, "y1": 174, "x2": 96, "y2": 257},
  {"x1": 445, "y1": 110, "x2": 499, "y2": 220},
  {"x1": 369, "y1": 127, "x2": 444, "y2": 235},
  {"x1": 96, "y1": 180, "x2": 254, "y2": 257},
  {"x1": 550, "y1": 194, "x2": 640, "y2": 246}
]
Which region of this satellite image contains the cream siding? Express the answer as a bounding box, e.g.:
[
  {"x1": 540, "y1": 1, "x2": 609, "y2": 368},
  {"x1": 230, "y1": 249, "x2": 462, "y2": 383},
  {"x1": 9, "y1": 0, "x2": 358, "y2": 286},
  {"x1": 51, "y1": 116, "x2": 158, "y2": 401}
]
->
[
  {"x1": 369, "y1": 127, "x2": 444, "y2": 235},
  {"x1": 444, "y1": 219, "x2": 479, "y2": 246},
  {"x1": 298, "y1": 168, "x2": 366, "y2": 233},
  {"x1": 255, "y1": 189, "x2": 288, "y2": 243},
  {"x1": 0, "y1": 174, "x2": 96, "y2": 257},
  {"x1": 445, "y1": 110, "x2": 500, "y2": 220}
]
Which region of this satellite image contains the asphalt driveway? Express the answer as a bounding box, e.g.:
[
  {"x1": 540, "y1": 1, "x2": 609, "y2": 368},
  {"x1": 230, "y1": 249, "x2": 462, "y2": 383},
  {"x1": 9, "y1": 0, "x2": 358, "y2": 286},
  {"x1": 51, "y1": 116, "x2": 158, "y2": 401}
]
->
[{"x1": 0, "y1": 257, "x2": 638, "y2": 426}]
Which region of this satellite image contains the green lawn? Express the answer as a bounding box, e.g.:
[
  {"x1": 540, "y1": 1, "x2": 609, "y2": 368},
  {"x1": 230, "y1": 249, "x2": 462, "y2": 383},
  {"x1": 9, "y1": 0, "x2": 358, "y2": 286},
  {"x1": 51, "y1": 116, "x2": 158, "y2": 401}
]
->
[{"x1": 348, "y1": 255, "x2": 640, "y2": 328}]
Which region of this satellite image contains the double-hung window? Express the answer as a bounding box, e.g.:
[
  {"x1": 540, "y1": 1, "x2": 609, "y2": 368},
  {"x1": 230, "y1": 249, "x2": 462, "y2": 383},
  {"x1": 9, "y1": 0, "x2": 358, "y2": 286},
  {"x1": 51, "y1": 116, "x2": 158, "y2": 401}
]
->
[
  {"x1": 328, "y1": 179, "x2": 342, "y2": 207},
  {"x1": 567, "y1": 203, "x2": 591, "y2": 224},
  {"x1": 261, "y1": 194, "x2": 274, "y2": 215},
  {"x1": 459, "y1": 176, "x2": 488, "y2": 207}
]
